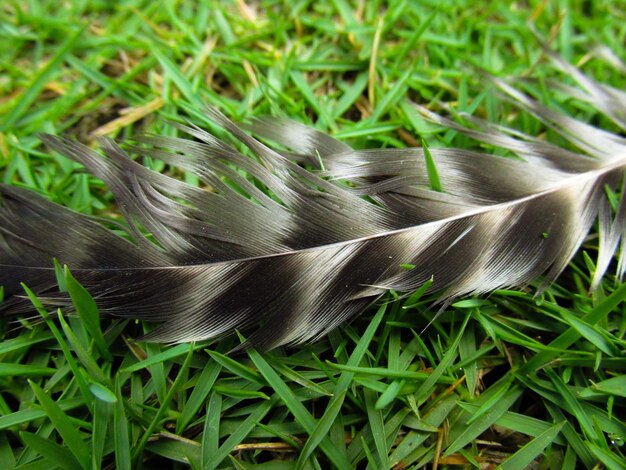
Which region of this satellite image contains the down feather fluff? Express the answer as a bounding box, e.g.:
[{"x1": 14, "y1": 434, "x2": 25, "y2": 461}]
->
[{"x1": 1, "y1": 50, "x2": 625, "y2": 350}]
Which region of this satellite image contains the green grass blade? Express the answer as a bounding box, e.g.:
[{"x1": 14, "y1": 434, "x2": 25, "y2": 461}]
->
[
  {"x1": 0, "y1": 363, "x2": 56, "y2": 377},
  {"x1": 414, "y1": 314, "x2": 470, "y2": 404},
  {"x1": 363, "y1": 388, "x2": 389, "y2": 468},
  {"x1": 91, "y1": 399, "x2": 111, "y2": 470},
  {"x1": 296, "y1": 303, "x2": 387, "y2": 467},
  {"x1": 131, "y1": 344, "x2": 195, "y2": 464},
  {"x1": 19, "y1": 431, "x2": 82, "y2": 470},
  {"x1": 421, "y1": 138, "x2": 443, "y2": 192},
  {"x1": 28, "y1": 380, "x2": 90, "y2": 468},
  {"x1": 113, "y1": 377, "x2": 131, "y2": 470},
  {"x1": 64, "y1": 267, "x2": 112, "y2": 360},
  {"x1": 580, "y1": 375, "x2": 626, "y2": 398},
  {"x1": 176, "y1": 360, "x2": 222, "y2": 433},
  {"x1": 206, "y1": 397, "x2": 275, "y2": 470},
  {"x1": 249, "y1": 349, "x2": 352, "y2": 470},
  {"x1": 445, "y1": 386, "x2": 522, "y2": 456},
  {"x1": 586, "y1": 442, "x2": 626, "y2": 470},
  {"x1": 201, "y1": 392, "x2": 222, "y2": 469},
  {"x1": 497, "y1": 421, "x2": 565, "y2": 470}
]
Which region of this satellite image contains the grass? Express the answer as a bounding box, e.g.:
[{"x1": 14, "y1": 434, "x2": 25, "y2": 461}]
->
[{"x1": 1, "y1": 0, "x2": 626, "y2": 468}]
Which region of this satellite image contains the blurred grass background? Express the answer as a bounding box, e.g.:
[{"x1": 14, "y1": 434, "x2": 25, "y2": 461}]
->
[{"x1": 1, "y1": 0, "x2": 626, "y2": 469}]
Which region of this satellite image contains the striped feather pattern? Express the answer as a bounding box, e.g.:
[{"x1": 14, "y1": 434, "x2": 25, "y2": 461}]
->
[{"x1": 1, "y1": 52, "x2": 625, "y2": 349}]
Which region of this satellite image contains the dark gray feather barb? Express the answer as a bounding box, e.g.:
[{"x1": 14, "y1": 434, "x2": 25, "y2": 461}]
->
[{"x1": 1, "y1": 51, "x2": 626, "y2": 350}]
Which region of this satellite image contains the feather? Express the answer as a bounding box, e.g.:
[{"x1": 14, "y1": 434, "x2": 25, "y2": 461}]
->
[{"x1": 1, "y1": 53, "x2": 626, "y2": 350}]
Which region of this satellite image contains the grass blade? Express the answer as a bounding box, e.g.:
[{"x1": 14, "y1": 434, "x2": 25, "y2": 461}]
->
[
  {"x1": 19, "y1": 431, "x2": 82, "y2": 470},
  {"x1": 498, "y1": 421, "x2": 565, "y2": 470},
  {"x1": 28, "y1": 380, "x2": 90, "y2": 468}
]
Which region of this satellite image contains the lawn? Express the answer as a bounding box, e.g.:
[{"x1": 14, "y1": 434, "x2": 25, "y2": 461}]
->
[{"x1": 1, "y1": 0, "x2": 625, "y2": 469}]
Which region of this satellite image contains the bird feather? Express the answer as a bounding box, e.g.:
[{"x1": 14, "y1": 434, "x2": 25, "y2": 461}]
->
[{"x1": 1, "y1": 53, "x2": 626, "y2": 350}]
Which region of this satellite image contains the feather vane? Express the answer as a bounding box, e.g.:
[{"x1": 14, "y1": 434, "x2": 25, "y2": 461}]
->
[{"x1": 1, "y1": 54, "x2": 626, "y2": 349}]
